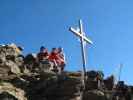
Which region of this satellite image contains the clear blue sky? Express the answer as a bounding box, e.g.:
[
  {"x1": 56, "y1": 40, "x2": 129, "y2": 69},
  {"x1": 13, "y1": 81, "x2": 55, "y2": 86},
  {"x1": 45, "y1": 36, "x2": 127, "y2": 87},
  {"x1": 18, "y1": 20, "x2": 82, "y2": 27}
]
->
[{"x1": 0, "y1": 0, "x2": 133, "y2": 84}]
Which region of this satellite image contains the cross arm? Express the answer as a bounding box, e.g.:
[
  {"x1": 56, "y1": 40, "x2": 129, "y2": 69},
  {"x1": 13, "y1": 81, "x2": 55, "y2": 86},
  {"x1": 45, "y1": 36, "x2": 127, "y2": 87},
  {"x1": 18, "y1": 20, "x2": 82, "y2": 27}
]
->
[{"x1": 69, "y1": 27, "x2": 93, "y2": 44}]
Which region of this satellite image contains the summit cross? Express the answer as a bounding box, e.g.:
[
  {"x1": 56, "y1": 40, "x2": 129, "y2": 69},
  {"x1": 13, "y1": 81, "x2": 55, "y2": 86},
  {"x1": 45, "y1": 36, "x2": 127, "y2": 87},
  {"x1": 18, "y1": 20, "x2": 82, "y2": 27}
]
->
[
  {"x1": 69, "y1": 19, "x2": 93, "y2": 100},
  {"x1": 69, "y1": 19, "x2": 93, "y2": 75}
]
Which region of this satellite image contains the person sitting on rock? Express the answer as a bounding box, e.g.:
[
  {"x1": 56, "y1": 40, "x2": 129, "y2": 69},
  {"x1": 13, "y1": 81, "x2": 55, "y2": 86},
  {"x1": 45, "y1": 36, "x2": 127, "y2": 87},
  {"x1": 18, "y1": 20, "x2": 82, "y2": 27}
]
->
[
  {"x1": 37, "y1": 46, "x2": 49, "y2": 62},
  {"x1": 37, "y1": 46, "x2": 52, "y2": 72},
  {"x1": 48, "y1": 48, "x2": 65, "y2": 72},
  {"x1": 48, "y1": 48, "x2": 59, "y2": 66},
  {"x1": 57, "y1": 47, "x2": 66, "y2": 71}
]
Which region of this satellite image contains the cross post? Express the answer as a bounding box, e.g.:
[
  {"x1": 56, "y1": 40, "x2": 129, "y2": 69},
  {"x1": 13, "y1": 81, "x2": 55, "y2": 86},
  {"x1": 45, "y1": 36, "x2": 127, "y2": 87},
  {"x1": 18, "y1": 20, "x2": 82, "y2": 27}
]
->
[{"x1": 69, "y1": 19, "x2": 93, "y2": 100}]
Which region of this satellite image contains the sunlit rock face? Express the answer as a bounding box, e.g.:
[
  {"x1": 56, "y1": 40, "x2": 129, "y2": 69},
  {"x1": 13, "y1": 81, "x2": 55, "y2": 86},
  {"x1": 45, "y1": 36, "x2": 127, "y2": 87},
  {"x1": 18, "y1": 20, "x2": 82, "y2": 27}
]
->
[
  {"x1": 0, "y1": 92, "x2": 18, "y2": 100},
  {"x1": 0, "y1": 44, "x2": 132, "y2": 100},
  {"x1": 0, "y1": 44, "x2": 23, "y2": 79}
]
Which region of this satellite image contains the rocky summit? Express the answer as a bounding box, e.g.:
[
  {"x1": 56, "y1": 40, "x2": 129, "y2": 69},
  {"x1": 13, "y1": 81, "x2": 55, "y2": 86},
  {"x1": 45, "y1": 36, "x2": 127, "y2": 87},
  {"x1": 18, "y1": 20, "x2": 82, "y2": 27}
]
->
[{"x1": 0, "y1": 44, "x2": 132, "y2": 100}]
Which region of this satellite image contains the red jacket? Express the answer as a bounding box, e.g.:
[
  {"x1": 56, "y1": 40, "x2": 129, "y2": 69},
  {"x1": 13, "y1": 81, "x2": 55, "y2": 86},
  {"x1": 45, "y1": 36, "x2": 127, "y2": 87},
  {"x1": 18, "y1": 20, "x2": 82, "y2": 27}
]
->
[
  {"x1": 49, "y1": 52, "x2": 58, "y2": 60},
  {"x1": 49, "y1": 52, "x2": 64, "y2": 65}
]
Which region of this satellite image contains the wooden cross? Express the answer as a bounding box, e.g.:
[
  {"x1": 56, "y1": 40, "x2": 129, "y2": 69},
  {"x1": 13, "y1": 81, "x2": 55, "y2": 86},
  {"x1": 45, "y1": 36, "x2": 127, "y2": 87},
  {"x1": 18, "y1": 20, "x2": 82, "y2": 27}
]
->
[{"x1": 69, "y1": 19, "x2": 93, "y2": 100}]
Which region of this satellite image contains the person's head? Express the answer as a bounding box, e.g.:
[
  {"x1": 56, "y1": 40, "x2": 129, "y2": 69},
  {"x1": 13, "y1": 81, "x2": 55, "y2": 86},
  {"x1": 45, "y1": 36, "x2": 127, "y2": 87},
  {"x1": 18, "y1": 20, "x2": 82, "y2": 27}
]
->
[
  {"x1": 52, "y1": 48, "x2": 58, "y2": 53},
  {"x1": 58, "y1": 47, "x2": 63, "y2": 53},
  {"x1": 40, "y1": 46, "x2": 47, "y2": 52}
]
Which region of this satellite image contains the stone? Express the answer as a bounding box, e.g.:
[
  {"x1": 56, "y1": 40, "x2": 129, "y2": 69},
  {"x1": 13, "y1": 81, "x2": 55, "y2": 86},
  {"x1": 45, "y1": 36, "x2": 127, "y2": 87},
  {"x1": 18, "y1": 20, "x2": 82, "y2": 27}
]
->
[
  {"x1": 0, "y1": 82, "x2": 27, "y2": 100},
  {"x1": 5, "y1": 60, "x2": 21, "y2": 74}
]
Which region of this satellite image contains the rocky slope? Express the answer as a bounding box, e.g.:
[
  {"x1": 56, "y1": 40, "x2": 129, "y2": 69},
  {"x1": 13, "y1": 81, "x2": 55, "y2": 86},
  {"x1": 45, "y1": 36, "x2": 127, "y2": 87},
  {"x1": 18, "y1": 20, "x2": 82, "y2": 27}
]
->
[{"x1": 0, "y1": 44, "x2": 132, "y2": 100}]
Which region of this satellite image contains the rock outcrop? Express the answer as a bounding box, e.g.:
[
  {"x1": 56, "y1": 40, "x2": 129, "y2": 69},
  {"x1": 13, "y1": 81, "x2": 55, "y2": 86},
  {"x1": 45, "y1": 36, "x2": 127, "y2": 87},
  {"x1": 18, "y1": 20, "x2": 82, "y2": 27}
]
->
[{"x1": 0, "y1": 44, "x2": 132, "y2": 100}]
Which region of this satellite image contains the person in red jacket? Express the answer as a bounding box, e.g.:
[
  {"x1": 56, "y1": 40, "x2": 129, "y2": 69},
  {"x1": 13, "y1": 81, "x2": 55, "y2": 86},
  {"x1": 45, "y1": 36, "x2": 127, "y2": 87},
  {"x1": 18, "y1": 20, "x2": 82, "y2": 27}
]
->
[
  {"x1": 48, "y1": 48, "x2": 59, "y2": 66},
  {"x1": 49, "y1": 47, "x2": 66, "y2": 72},
  {"x1": 37, "y1": 46, "x2": 49, "y2": 62}
]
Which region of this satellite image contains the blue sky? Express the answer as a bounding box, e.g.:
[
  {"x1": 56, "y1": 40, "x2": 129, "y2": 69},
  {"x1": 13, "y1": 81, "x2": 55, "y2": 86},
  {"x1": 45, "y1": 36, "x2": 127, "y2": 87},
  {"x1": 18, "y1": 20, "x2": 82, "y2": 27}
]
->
[{"x1": 0, "y1": 0, "x2": 133, "y2": 84}]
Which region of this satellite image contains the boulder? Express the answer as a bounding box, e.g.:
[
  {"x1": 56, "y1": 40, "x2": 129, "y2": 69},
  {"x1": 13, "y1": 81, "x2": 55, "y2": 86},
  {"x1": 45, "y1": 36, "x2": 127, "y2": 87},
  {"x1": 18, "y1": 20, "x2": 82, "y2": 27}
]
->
[
  {"x1": 0, "y1": 82, "x2": 27, "y2": 100},
  {"x1": 83, "y1": 90, "x2": 107, "y2": 100}
]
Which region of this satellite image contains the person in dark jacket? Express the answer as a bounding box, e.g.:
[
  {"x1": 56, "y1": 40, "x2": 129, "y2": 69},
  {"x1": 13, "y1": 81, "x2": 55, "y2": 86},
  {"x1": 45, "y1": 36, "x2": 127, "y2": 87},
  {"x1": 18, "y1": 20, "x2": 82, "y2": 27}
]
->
[{"x1": 37, "y1": 46, "x2": 49, "y2": 62}]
